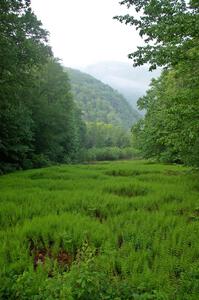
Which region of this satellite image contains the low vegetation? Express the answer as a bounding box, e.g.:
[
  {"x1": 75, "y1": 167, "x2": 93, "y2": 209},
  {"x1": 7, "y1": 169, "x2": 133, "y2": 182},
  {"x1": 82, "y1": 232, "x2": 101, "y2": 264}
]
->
[{"x1": 0, "y1": 160, "x2": 198, "y2": 299}]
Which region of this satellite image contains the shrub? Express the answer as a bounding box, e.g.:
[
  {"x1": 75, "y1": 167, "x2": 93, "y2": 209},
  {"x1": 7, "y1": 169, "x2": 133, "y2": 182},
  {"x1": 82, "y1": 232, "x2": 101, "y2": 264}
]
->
[{"x1": 83, "y1": 147, "x2": 139, "y2": 161}]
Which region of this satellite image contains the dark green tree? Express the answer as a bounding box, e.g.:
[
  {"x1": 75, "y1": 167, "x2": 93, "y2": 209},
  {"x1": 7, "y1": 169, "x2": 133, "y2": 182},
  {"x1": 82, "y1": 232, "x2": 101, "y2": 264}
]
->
[
  {"x1": 29, "y1": 59, "x2": 85, "y2": 163},
  {"x1": 0, "y1": 0, "x2": 51, "y2": 172},
  {"x1": 85, "y1": 122, "x2": 132, "y2": 149},
  {"x1": 0, "y1": 0, "x2": 51, "y2": 84}
]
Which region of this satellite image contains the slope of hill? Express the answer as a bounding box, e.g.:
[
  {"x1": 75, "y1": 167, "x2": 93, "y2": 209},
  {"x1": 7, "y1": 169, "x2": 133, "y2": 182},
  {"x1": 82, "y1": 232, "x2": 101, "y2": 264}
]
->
[
  {"x1": 65, "y1": 68, "x2": 140, "y2": 129},
  {"x1": 83, "y1": 61, "x2": 160, "y2": 109}
]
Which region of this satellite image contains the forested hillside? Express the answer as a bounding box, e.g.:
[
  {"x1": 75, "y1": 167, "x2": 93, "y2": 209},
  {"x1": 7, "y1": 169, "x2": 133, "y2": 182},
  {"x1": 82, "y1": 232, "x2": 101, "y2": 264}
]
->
[
  {"x1": 83, "y1": 61, "x2": 160, "y2": 109},
  {"x1": 66, "y1": 68, "x2": 140, "y2": 129}
]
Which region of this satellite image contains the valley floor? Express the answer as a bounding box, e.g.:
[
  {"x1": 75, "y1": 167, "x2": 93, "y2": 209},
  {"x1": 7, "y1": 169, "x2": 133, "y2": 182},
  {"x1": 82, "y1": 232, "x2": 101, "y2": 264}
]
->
[{"x1": 0, "y1": 160, "x2": 199, "y2": 299}]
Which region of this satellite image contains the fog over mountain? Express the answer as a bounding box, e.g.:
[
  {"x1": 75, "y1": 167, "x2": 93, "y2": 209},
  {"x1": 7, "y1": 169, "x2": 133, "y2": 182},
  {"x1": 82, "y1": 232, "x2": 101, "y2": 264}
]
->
[
  {"x1": 81, "y1": 61, "x2": 161, "y2": 110},
  {"x1": 66, "y1": 67, "x2": 140, "y2": 129}
]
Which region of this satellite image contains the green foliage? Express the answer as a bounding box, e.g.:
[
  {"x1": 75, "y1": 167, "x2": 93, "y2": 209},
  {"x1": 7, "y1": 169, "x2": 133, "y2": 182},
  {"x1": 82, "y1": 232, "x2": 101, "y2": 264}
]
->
[
  {"x1": 0, "y1": 1, "x2": 85, "y2": 173},
  {"x1": 0, "y1": 103, "x2": 34, "y2": 172},
  {"x1": 83, "y1": 147, "x2": 139, "y2": 161},
  {"x1": 85, "y1": 122, "x2": 132, "y2": 148},
  {"x1": 115, "y1": 0, "x2": 199, "y2": 70},
  {"x1": 0, "y1": 0, "x2": 51, "y2": 172},
  {"x1": 0, "y1": 160, "x2": 198, "y2": 299},
  {"x1": 28, "y1": 59, "x2": 85, "y2": 163},
  {"x1": 0, "y1": 0, "x2": 51, "y2": 81},
  {"x1": 132, "y1": 48, "x2": 199, "y2": 166},
  {"x1": 65, "y1": 67, "x2": 141, "y2": 162},
  {"x1": 66, "y1": 68, "x2": 140, "y2": 129},
  {"x1": 116, "y1": 0, "x2": 199, "y2": 167}
]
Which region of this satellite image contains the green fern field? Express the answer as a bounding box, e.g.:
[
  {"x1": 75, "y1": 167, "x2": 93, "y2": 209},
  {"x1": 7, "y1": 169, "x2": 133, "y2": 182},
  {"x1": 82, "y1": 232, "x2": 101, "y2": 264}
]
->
[{"x1": 0, "y1": 160, "x2": 199, "y2": 299}]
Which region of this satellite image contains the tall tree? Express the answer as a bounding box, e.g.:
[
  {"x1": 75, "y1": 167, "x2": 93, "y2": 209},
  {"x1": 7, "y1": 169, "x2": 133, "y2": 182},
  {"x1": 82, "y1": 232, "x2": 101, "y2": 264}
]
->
[
  {"x1": 115, "y1": 0, "x2": 199, "y2": 166},
  {"x1": 0, "y1": 0, "x2": 52, "y2": 172},
  {"x1": 115, "y1": 0, "x2": 199, "y2": 70},
  {"x1": 29, "y1": 59, "x2": 85, "y2": 163},
  {"x1": 0, "y1": 0, "x2": 51, "y2": 85},
  {"x1": 133, "y1": 53, "x2": 199, "y2": 166}
]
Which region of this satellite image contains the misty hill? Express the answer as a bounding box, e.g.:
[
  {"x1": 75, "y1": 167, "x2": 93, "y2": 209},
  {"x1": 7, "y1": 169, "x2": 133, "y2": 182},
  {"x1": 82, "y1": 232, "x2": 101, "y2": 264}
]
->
[
  {"x1": 82, "y1": 61, "x2": 160, "y2": 109},
  {"x1": 66, "y1": 68, "x2": 140, "y2": 129}
]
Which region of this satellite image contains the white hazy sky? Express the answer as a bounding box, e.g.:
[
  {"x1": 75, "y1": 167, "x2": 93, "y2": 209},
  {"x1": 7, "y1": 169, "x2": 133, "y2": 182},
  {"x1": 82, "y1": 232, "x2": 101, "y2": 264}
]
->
[{"x1": 31, "y1": 0, "x2": 142, "y2": 68}]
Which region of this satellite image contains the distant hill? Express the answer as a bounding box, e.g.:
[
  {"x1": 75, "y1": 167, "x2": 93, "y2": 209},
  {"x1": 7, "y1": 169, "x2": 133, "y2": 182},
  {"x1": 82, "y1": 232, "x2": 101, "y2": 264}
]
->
[
  {"x1": 66, "y1": 68, "x2": 140, "y2": 129},
  {"x1": 82, "y1": 61, "x2": 160, "y2": 109}
]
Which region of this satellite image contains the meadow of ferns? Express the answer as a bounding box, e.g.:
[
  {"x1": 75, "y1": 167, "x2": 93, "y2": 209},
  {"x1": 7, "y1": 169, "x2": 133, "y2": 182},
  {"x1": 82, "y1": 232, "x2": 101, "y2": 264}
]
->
[{"x1": 0, "y1": 160, "x2": 199, "y2": 299}]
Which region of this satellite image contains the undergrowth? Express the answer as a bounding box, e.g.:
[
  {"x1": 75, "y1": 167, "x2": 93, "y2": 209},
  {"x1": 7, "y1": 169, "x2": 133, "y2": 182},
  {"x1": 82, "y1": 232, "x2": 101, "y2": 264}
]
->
[{"x1": 0, "y1": 160, "x2": 198, "y2": 299}]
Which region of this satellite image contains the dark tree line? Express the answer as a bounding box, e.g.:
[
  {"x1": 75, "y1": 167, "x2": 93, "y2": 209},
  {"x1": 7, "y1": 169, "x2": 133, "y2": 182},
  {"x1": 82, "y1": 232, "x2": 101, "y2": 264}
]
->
[{"x1": 0, "y1": 0, "x2": 85, "y2": 173}]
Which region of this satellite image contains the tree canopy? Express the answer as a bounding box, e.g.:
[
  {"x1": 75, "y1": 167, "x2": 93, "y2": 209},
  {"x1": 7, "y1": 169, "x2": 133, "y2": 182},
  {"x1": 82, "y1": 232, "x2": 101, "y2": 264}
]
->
[
  {"x1": 0, "y1": 0, "x2": 51, "y2": 84},
  {"x1": 116, "y1": 0, "x2": 199, "y2": 166},
  {"x1": 0, "y1": 1, "x2": 85, "y2": 172},
  {"x1": 115, "y1": 0, "x2": 199, "y2": 70}
]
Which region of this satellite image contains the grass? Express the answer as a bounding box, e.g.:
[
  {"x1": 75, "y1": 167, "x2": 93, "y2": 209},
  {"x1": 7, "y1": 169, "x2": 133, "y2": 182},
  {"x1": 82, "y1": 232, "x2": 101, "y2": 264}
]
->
[{"x1": 0, "y1": 160, "x2": 198, "y2": 299}]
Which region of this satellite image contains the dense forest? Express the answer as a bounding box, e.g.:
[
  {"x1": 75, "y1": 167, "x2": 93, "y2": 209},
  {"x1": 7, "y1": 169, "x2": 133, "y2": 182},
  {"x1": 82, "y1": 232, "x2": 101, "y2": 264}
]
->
[
  {"x1": 66, "y1": 67, "x2": 140, "y2": 128},
  {"x1": 0, "y1": 0, "x2": 86, "y2": 173},
  {"x1": 0, "y1": 0, "x2": 139, "y2": 174},
  {"x1": 116, "y1": 0, "x2": 199, "y2": 167}
]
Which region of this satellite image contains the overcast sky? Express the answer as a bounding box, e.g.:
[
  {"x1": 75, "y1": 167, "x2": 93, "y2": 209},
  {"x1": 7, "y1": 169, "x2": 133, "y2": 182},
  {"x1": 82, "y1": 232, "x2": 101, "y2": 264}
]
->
[{"x1": 31, "y1": 0, "x2": 142, "y2": 68}]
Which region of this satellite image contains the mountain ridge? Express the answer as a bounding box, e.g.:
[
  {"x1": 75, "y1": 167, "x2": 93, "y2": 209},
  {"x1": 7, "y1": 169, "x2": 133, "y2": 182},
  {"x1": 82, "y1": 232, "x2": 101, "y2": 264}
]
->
[
  {"x1": 81, "y1": 61, "x2": 160, "y2": 109},
  {"x1": 65, "y1": 67, "x2": 141, "y2": 129}
]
